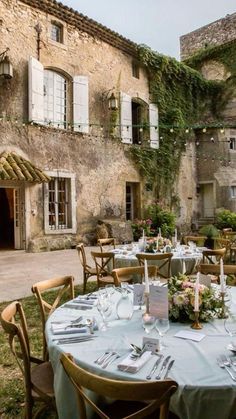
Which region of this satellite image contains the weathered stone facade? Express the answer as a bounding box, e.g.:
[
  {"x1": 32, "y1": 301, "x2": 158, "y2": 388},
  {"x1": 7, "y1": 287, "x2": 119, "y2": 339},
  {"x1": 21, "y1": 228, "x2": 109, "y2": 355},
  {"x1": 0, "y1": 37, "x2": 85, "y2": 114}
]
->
[
  {"x1": 180, "y1": 12, "x2": 236, "y2": 60},
  {"x1": 181, "y1": 12, "x2": 236, "y2": 221},
  {"x1": 0, "y1": 0, "x2": 196, "y2": 251}
]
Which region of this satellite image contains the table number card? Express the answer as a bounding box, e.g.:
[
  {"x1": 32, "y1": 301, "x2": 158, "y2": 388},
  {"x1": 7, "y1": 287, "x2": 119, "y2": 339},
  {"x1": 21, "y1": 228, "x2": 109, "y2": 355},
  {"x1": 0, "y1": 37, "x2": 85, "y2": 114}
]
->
[
  {"x1": 199, "y1": 273, "x2": 211, "y2": 288},
  {"x1": 142, "y1": 336, "x2": 160, "y2": 353},
  {"x1": 133, "y1": 284, "x2": 145, "y2": 306},
  {"x1": 149, "y1": 285, "x2": 169, "y2": 318}
]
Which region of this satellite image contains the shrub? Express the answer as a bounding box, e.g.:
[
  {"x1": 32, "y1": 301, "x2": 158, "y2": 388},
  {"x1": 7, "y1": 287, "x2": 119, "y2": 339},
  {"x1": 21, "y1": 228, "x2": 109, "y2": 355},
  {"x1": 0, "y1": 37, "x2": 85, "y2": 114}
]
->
[
  {"x1": 144, "y1": 203, "x2": 176, "y2": 238},
  {"x1": 215, "y1": 209, "x2": 236, "y2": 230}
]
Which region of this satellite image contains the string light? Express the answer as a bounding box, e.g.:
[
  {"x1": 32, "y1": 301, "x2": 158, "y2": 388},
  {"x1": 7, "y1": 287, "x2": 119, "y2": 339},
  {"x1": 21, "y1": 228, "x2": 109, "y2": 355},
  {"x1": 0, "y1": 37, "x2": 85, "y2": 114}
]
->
[{"x1": 202, "y1": 128, "x2": 207, "y2": 133}]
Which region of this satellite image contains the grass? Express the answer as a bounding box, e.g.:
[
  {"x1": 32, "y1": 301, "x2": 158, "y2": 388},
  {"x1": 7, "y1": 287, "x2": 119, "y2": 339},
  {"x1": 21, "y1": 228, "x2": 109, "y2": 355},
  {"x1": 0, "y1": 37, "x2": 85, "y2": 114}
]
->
[{"x1": 0, "y1": 281, "x2": 97, "y2": 418}]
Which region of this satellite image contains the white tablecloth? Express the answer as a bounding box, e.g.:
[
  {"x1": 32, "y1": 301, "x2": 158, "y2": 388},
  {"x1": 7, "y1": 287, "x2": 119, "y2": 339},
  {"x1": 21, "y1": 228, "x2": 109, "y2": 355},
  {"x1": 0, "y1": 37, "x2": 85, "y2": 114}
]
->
[{"x1": 46, "y1": 288, "x2": 236, "y2": 419}]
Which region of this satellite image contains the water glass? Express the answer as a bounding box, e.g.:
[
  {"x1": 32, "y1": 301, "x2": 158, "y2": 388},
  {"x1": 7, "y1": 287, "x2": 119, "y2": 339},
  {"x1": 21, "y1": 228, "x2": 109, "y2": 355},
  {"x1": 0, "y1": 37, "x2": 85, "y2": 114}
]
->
[
  {"x1": 142, "y1": 313, "x2": 156, "y2": 334},
  {"x1": 155, "y1": 318, "x2": 170, "y2": 348}
]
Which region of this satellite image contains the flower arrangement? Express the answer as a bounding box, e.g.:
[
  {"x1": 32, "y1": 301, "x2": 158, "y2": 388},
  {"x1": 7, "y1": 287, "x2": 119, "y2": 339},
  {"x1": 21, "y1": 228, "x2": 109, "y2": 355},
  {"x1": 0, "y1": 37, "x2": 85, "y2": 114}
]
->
[
  {"x1": 168, "y1": 274, "x2": 223, "y2": 322},
  {"x1": 131, "y1": 218, "x2": 153, "y2": 241}
]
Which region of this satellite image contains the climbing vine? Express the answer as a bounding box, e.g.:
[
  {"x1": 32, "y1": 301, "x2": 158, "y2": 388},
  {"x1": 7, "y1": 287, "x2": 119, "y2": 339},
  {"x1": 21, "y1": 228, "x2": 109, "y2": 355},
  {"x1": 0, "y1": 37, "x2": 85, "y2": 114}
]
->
[{"x1": 130, "y1": 44, "x2": 230, "y2": 207}]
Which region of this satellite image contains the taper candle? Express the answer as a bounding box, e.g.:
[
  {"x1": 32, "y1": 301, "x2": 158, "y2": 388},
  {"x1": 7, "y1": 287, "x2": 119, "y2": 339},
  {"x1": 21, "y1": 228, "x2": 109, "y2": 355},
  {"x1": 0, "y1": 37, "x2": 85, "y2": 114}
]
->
[
  {"x1": 144, "y1": 259, "x2": 149, "y2": 294},
  {"x1": 194, "y1": 272, "x2": 200, "y2": 311}
]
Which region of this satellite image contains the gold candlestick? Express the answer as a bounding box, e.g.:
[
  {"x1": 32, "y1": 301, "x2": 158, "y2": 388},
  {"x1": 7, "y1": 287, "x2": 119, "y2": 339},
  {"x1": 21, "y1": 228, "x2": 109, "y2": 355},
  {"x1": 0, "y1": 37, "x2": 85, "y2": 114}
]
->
[
  {"x1": 218, "y1": 291, "x2": 228, "y2": 319},
  {"x1": 191, "y1": 311, "x2": 202, "y2": 330}
]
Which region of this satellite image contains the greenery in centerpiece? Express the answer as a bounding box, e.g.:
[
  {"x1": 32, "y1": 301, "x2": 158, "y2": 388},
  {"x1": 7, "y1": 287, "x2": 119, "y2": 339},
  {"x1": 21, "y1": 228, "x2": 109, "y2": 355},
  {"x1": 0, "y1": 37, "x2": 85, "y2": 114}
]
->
[{"x1": 168, "y1": 274, "x2": 222, "y2": 322}]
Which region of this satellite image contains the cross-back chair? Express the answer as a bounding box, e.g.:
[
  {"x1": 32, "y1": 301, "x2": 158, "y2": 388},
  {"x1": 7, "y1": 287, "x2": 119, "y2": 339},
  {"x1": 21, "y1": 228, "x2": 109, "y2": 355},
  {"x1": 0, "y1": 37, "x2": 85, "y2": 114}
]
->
[
  {"x1": 31, "y1": 275, "x2": 74, "y2": 361},
  {"x1": 214, "y1": 238, "x2": 231, "y2": 261},
  {"x1": 198, "y1": 263, "x2": 236, "y2": 285},
  {"x1": 98, "y1": 237, "x2": 116, "y2": 252},
  {"x1": 112, "y1": 265, "x2": 158, "y2": 286},
  {"x1": 60, "y1": 352, "x2": 178, "y2": 419},
  {"x1": 76, "y1": 243, "x2": 97, "y2": 293},
  {"x1": 91, "y1": 251, "x2": 116, "y2": 288},
  {"x1": 202, "y1": 248, "x2": 226, "y2": 264},
  {"x1": 0, "y1": 301, "x2": 55, "y2": 419},
  {"x1": 183, "y1": 236, "x2": 207, "y2": 246},
  {"x1": 136, "y1": 253, "x2": 173, "y2": 280}
]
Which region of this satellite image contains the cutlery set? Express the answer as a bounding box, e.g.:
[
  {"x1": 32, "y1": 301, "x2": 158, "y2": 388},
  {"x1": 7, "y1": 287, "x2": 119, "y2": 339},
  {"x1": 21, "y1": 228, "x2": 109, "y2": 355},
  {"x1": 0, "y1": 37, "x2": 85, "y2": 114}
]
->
[
  {"x1": 146, "y1": 355, "x2": 175, "y2": 380},
  {"x1": 217, "y1": 355, "x2": 236, "y2": 381},
  {"x1": 94, "y1": 351, "x2": 120, "y2": 369}
]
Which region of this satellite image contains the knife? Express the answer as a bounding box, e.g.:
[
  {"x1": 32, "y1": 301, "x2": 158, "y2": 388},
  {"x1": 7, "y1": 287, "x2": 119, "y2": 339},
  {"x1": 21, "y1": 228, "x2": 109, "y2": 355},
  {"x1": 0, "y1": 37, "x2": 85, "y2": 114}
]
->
[
  {"x1": 163, "y1": 359, "x2": 175, "y2": 379},
  {"x1": 155, "y1": 355, "x2": 171, "y2": 380},
  {"x1": 146, "y1": 354, "x2": 164, "y2": 380}
]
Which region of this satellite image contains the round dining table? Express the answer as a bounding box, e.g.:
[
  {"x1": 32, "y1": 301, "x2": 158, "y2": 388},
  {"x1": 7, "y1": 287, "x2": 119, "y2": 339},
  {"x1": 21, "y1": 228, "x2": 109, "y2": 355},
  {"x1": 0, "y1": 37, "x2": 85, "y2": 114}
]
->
[
  {"x1": 112, "y1": 246, "x2": 203, "y2": 276},
  {"x1": 46, "y1": 287, "x2": 236, "y2": 419}
]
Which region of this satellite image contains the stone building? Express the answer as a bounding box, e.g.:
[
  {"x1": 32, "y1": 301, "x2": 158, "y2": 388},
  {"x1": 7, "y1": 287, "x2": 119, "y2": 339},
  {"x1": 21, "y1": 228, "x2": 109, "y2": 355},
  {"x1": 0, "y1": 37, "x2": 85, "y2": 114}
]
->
[
  {"x1": 180, "y1": 12, "x2": 236, "y2": 224},
  {"x1": 0, "y1": 0, "x2": 161, "y2": 251}
]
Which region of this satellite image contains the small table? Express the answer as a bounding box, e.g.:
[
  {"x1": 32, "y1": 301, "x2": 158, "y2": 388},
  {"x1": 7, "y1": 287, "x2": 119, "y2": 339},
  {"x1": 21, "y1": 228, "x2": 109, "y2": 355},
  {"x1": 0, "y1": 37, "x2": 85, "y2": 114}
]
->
[{"x1": 46, "y1": 287, "x2": 236, "y2": 419}]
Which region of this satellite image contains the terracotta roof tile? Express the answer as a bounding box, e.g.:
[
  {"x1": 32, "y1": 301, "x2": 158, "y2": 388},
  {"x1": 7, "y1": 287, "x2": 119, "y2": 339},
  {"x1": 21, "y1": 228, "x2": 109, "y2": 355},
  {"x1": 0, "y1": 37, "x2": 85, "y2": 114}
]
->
[{"x1": 0, "y1": 152, "x2": 50, "y2": 183}]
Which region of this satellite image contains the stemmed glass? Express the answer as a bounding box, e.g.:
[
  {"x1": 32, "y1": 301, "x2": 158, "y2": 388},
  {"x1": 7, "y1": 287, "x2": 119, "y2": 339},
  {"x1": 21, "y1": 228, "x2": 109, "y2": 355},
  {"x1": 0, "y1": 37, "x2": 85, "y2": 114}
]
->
[
  {"x1": 155, "y1": 318, "x2": 170, "y2": 349},
  {"x1": 224, "y1": 312, "x2": 236, "y2": 337},
  {"x1": 142, "y1": 313, "x2": 156, "y2": 334},
  {"x1": 96, "y1": 294, "x2": 112, "y2": 331}
]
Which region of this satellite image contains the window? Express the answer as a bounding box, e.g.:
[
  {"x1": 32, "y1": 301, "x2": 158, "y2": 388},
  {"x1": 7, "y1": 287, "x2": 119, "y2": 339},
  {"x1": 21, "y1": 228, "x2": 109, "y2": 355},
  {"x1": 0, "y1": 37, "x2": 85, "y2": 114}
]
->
[
  {"x1": 29, "y1": 57, "x2": 89, "y2": 132},
  {"x1": 51, "y1": 22, "x2": 63, "y2": 43},
  {"x1": 229, "y1": 137, "x2": 236, "y2": 150},
  {"x1": 44, "y1": 172, "x2": 76, "y2": 234},
  {"x1": 231, "y1": 186, "x2": 236, "y2": 198},
  {"x1": 132, "y1": 61, "x2": 140, "y2": 79},
  {"x1": 44, "y1": 70, "x2": 67, "y2": 128},
  {"x1": 126, "y1": 182, "x2": 140, "y2": 221}
]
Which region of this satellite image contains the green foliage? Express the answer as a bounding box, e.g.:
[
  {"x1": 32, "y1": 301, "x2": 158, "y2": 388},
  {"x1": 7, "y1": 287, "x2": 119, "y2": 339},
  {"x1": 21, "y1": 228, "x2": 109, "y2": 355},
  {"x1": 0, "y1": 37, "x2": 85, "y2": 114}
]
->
[
  {"x1": 144, "y1": 203, "x2": 176, "y2": 238},
  {"x1": 215, "y1": 209, "x2": 236, "y2": 230},
  {"x1": 199, "y1": 224, "x2": 219, "y2": 238},
  {"x1": 131, "y1": 218, "x2": 152, "y2": 241},
  {"x1": 129, "y1": 45, "x2": 225, "y2": 205}
]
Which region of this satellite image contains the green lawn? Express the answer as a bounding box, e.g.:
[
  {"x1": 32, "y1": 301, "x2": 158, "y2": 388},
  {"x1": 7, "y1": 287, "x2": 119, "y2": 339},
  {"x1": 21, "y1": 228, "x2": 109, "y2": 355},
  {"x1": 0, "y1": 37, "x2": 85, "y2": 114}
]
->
[{"x1": 0, "y1": 282, "x2": 97, "y2": 418}]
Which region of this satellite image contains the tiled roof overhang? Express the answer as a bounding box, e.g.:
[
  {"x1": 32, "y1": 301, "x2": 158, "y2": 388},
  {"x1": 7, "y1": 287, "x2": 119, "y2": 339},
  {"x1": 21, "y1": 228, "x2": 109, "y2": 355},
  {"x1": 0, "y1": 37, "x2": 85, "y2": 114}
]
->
[
  {"x1": 21, "y1": 0, "x2": 139, "y2": 58},
  {"x1": 0, "y1": 152, "x2": 50, "y2": 183}
]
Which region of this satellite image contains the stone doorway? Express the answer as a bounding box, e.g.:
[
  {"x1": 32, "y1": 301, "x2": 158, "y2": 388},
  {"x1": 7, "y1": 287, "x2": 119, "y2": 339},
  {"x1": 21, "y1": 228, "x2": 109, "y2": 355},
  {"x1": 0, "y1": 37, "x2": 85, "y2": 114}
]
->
[{"x1": 0, "y1": 186, "x2": 23, "y2": 250}]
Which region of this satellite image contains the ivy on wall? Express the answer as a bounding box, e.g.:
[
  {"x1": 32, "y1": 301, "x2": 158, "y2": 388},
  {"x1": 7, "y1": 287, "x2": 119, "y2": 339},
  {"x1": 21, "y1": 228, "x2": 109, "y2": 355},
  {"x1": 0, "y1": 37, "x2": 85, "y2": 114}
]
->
[{"x1": 130, "y1": 44, "x2": 229, "y2": 207}]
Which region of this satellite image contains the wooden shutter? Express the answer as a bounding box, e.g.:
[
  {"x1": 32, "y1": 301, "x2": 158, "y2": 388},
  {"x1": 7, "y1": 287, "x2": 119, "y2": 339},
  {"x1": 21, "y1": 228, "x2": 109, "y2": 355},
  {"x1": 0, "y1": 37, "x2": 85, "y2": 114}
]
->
[
  {"x1": 149, "y1": 103, "x2": 159, "y2": 149},
  {"x1": 120, "y1": 92, "x2": 132, "y2": 144},
  {"x1": 73, "y1": 76, "x2": 89, "y2": 133},
  {"x1": 28, "y1": 57, "x2": 44, "y2": 124}
]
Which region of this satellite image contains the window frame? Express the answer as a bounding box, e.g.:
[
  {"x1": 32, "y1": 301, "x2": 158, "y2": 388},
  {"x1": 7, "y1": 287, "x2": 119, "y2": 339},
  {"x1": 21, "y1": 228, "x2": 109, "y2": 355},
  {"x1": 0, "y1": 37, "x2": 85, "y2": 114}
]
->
[
  {"x1": 132, "y1": 61, "x2": 140, "y2": 79},
  {"x1": 50, "y1": 21, "x2": 63, "y2": 43},
  {"x1": 230, "y1": 185, "x2": 236, "y2": 199},
  {"x1": 229, "y1": 137, "x2": 236, "y2": 151},
  {"x1": 43, "y1": 69, "x2": 67, "y2": 128},
  {"x1": 44, "y1": 171, "x2": 76, "y2": 234}
]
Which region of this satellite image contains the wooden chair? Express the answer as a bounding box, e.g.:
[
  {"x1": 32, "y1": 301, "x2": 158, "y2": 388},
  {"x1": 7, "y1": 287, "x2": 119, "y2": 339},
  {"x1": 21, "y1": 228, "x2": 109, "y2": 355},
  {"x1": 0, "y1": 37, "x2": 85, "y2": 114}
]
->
[
  {"x1": 221, "y1": 231, "x2": 236, "y2": 262},
  {"x1": 136, "y1": 253, "x2": 173, "y2": 280},
  {"x1": 91, "y1": 251, "x2": 116, "y2": 288},
  {"x1": 77, "y1": 243, "x2": 97, "y2": 293},
  {"x1": 31, "y1": 275, "x2": 74, "y2": 361},
  {"x1": 198, "y1": 263, "x2": 236, "y2": 284},
  {"x1": 183, "y1": 236, "x2": 207, "y2": 246},
  {"x1": 0, "y1": 301, "x2": 55, "y2": 419},
  {"x1": 98, "y1": 237, "x2": 116, "y2": 252},
  {"x1": 202, "y1": 248, "x2": 226, "y2": 264},
  {"x1": 112, "y1": 265, "x2": 158, "y2": 286},
  {"x1": 60, "y1": 352, "x2": 178, "y2": 419},
  {"x1": 214, "y1": 238, "x2": 231, "y2": 261}
]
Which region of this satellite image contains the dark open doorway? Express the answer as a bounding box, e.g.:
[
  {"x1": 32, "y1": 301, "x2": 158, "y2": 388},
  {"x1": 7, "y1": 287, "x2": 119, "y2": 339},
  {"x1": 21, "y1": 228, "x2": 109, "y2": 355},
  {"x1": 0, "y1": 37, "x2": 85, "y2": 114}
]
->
[{"x1": 0, "y1": 188, "x2": 14, "y2": 249}]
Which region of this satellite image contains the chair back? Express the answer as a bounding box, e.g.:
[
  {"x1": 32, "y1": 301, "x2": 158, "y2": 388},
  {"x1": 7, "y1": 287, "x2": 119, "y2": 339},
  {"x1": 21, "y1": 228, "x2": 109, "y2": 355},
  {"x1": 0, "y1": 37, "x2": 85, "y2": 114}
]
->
[
  {"x1": 0, "y1": 301, "x2": 55, "y2": 418},
  {"x1": 184, "y1": 236, "x2": 207, "y2": 246},
  {"x1": 77, "y1": 244, "x2": 97, "y2": 293},
  {"x1": 136, "y1": 253, "x2": 173, "y2": 279},
  {"x1": 77, "y1": 243, "x2": 88, "y2": 270},
  {"x1": 98, "y1": 237, "x2": 116, "y2": 252},
  {"x1": 60, "y1": 352, "x2": 178, "y2": 419},
  {"x1": 91, "y1": 251, "x2": 115, "y2": 288},
  {"x1": 202, "y1": 248, "x2": 226, "y2": 264},
  {"x1": 214, "y1": 238, "x2": 231, "y2": 259},
  {"x1": 198, "y1": 263, "x2": 236, "y2": 284},
  {"x1": 32, "y1": 275, "x2": 74, "y2": 361},
  {"x1": 112, "y1": 265, "x2": 158, "y2": 286}
]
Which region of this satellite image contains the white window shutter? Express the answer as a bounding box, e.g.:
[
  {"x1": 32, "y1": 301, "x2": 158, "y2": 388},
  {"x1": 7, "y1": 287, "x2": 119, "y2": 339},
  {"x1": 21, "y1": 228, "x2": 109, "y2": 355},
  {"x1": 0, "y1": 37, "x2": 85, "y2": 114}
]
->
[
  {"x1": 73, "y1": 76, "x2": 89, "y2": 133},
  {"x1": 28, "y1": 56, "x2": 44, "y2": 124},
  {"x1": 149, "y1": 103, "x2": 159, "y2": 149},
  {"x1": 120, "y1": 92, "x2": 132, "y2": 144}
]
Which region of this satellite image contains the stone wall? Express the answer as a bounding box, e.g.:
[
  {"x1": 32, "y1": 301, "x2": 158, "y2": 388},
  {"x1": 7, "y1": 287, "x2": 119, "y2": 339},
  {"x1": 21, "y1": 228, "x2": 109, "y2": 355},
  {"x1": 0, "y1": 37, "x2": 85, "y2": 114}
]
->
[{"x1": 180, "y1": 12, "x2": 236, "y2": 60}]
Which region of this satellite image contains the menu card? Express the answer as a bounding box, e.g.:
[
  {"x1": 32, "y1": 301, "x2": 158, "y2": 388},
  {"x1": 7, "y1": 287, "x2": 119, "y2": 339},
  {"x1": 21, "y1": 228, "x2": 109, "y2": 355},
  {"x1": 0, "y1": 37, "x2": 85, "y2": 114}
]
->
[{"x1": 149, "y1": 285, "x2": 169, "y2": 318}]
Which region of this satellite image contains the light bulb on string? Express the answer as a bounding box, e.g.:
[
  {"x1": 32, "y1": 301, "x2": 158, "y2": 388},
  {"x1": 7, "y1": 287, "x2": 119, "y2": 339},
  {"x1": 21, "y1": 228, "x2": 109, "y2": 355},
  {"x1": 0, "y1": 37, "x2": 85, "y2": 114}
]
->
[
  {"x1": 139, "y1": 127, "x2": 143, "y2": 133},
  {"x1": 196, "y1": 140, "x2": 200, "y2": 146},
  {"x1": 210, "y1": 137, "x2": 215, "y2": 143},
  {"x1": 202, "y1": 128, "x2": 207, "y2": 133},
  {"x1": 170, "y1": 128, "x2": 174, "y2": 133},
  {"x1": 220, "y1": 128, "x2": 225, "y2": 134},
  {"x1": 185, "y1": 128, "x2": 189, "y2": 133}
]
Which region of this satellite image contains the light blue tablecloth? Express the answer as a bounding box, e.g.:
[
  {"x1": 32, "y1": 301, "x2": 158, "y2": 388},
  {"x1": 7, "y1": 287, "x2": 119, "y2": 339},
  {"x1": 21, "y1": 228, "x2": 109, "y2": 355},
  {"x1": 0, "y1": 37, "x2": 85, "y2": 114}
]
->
[
  {"x1": 113, "y1": 250, "x2": 202, "y2": 277},
  {"x1": 46, "y1": 288, "x2": 236, "y2": 419}
]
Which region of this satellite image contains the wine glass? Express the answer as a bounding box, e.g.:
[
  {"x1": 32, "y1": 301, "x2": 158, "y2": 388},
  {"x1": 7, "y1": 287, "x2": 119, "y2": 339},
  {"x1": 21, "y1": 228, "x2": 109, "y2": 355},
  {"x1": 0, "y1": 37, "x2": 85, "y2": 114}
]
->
[
  {"x1": 224, "y1": 312, "x2": 236, "y2": 337},
  {"x1": 96, "y1": 294, "x2": 112, "y2": 331},
  {"x1": 155, "y1": 318, "x2": 170, "y2": 349},
  {"x1": 142, "y1": 313, "x2": 156, "y2": 334}
]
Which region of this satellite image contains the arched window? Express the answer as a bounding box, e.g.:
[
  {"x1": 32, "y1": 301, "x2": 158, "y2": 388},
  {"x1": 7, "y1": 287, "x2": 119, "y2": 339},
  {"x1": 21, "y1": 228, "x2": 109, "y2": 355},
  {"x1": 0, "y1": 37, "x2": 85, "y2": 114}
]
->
[{"x1": 44, "y1": 70, "x2": 67, "y2": 128}]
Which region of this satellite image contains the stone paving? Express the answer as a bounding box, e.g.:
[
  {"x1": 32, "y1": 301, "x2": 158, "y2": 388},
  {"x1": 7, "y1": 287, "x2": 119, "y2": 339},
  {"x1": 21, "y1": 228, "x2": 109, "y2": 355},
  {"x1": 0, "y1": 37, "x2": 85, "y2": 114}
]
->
[{"x1": 0, "y1": 247, "x2": 99, "y2": 303}]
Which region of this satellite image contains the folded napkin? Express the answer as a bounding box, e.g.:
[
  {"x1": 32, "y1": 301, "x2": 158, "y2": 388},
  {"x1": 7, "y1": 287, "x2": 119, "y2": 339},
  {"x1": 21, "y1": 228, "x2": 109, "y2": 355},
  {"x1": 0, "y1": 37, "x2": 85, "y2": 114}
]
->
[
  {"x1": 51, "y1": 322, "x2": 87, "y2": 335},
  {"x1": 118, "y1": 351, "x2": 152, "y2": 373}
]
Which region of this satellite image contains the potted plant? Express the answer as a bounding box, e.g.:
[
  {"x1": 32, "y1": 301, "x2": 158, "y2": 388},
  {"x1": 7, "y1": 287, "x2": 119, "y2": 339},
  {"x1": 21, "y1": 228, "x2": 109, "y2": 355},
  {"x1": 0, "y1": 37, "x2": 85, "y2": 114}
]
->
[{"x1": 199, "y1": 224, "x2": 219, "y2": 249}]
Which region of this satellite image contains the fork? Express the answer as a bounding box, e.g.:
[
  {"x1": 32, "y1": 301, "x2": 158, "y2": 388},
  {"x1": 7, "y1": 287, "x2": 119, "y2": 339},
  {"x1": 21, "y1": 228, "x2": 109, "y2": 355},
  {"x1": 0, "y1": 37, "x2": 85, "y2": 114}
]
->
[{"x1": 217, "y1": 357, "x2": 236, "y2": 381}]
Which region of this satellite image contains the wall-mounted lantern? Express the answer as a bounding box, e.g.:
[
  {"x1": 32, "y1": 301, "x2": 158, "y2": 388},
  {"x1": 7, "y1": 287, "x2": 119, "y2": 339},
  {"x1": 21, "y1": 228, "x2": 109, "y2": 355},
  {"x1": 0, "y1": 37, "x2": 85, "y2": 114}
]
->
[
  {"x1": 108, "y1": 92, "x2": 118, "y2": 111},
  {"x1": 0, "y1": 48, "x2": 13, "y2": 79}
]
